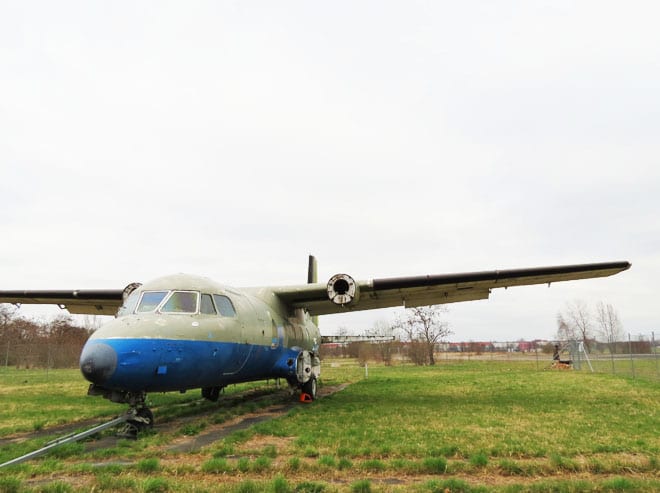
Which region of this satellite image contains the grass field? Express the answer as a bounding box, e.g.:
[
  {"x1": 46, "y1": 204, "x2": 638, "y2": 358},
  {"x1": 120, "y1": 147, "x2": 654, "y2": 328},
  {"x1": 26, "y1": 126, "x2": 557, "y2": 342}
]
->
[{"x1": 0, "y1": 360, "x2": 658, "y2": 492}]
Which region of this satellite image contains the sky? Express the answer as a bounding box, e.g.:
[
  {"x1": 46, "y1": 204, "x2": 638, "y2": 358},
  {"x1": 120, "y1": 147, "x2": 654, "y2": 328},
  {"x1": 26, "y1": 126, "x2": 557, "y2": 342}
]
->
[{"x1": 1, "y1": 1, "x2": 658, "y2": 342}]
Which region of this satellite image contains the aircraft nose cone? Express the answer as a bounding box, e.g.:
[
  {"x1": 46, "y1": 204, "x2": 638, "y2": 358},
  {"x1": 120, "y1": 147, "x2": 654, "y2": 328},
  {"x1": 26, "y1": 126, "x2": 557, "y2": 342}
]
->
[{"x1": 79, "y1": 342, "x2": 117, "y2": 384}]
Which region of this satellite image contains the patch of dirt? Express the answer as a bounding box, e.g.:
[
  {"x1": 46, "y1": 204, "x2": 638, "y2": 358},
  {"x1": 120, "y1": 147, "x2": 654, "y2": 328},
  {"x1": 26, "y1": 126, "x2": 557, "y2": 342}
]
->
[
  {"x1": 166, "y1": 383, "x2": 349, "y2": 454},
  {"x1": 166, "y1": 404, "x2": 294, "y2": 454}
]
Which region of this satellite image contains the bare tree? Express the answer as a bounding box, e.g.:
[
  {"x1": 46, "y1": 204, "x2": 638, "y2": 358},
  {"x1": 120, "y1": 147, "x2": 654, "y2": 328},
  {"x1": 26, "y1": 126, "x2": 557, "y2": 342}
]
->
[
  {"x1": 393, "y1": 306, "x2": 452, "y2": 365},
  {"x1": 82, "y1": 315, "x2": 105, "y2": 334},
  {"x1": 556, "y1": 300, "x2": 594, "y2": 350},
  {"x1": 0, "y1": 304, "x2": 16, "y2": 327},
  {"x1": 595, "y1": 302, "x2": 623, "y2": 355},
  {"x1": 556, "y1": 313, "x2": 577, "y2": 341}
]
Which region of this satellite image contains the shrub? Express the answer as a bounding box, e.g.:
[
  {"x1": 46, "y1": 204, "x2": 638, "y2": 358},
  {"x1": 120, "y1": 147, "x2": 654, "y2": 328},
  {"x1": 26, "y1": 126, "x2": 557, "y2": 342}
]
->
[
  {"x1": 39, "y1": 482, "x2": 72, "y2": 493},
  {"x1": 287, "y1": 457, "x2": 301, "y2": 471},
  {"x1": 143, "y1": 478, "x2": 170, "y2": 493},
  {"x1": 261, "y1": 444, "x2": 278, "y2": 458},
  {"x1": 361, "y1": 459, "x2": 385, "y2": 471},
  {"x1": 350, "y1": 480, "x2": 372, "y2": 493},
  {"x1": 294, "y1": 482, "x2": 326, "y2": 493},
  {"x1": 317, "y1": 455, "x2": 336, "y2": 468},
  {"x1": 422, "y1": 456, "x2": 448, "y2": 474},
  {"x1": 136, "y1": 458, "x2": 160, "y2": 473},
  {"x1": 237, "y1": 458, "x2": 250, "y2": 473},
  {"x1": 0, "y1": 477, "x2": 21, "y2": 493},
  {"x1": 602, "y1": 477, "x2": 637, "y2": 491},
  {"x1": 252, "y1": 456, "x2": 271, "y2": 472},
  {"x1": 469, "y1": 452, "x2": 489, "y2": 468},
  {"x1": 213, "y1": 443, "x2": 235, "y2": 458},
  {"x1": 270, "y1": 475, "x2": 291, "y2": 493},
  {"x1": 202, "y1": 457, "x2": 231, "y2": 474},
  {"x1": 235, "y1": 481, "x2": 260, "y2": 493}
]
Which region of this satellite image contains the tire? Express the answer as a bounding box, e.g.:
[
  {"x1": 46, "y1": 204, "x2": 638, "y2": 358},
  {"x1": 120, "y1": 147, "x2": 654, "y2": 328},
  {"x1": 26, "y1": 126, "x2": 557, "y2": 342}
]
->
[
  {"x1": 129, "y1": 407, "x2": 154, "y2": 430},
  {"x1": 302, "y1": 377, "x2": 317, "y2": 400}
]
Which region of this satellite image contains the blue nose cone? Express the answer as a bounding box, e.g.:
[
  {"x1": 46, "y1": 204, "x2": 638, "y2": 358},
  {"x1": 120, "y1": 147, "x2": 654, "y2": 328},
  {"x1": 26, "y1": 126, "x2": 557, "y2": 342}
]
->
[{"x1": 80, "y1": 342, "x2": 117, "y2": 385}]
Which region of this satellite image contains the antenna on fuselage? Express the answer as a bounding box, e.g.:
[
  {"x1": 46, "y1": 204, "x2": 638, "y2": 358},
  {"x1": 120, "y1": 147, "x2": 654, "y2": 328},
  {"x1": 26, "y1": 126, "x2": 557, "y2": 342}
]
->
[{"x1": 308, "y1": 255, "x2": 319, "y2": 327}]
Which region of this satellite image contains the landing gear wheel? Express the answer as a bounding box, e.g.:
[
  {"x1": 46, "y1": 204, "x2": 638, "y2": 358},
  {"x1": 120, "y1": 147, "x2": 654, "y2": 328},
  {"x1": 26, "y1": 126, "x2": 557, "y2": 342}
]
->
[
  {"x1": 133, "y1": 407, "x2": 154, "y2": 430},
  {"x1": 202, "y1": 386, "x2": 222, "y2": 402},
  {"x1": 301, "y1": 377, "x2": 317, "y2": 400},
  {"x1": 119, "y1": 407, "x2": 154, "y2": 438}
]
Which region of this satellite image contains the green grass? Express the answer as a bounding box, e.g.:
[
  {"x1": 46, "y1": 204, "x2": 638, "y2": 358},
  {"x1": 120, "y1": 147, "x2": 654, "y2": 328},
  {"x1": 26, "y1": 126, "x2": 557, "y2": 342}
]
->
[
  {"x1": 274, "y1": 361, "x2": 659, "y2": 460},
  {"x1": 0, "y1": 367, "x2": 281, "y2": 437},
  {"x1": 0, "y1": 360, "x2": 658, "y2": 492}
]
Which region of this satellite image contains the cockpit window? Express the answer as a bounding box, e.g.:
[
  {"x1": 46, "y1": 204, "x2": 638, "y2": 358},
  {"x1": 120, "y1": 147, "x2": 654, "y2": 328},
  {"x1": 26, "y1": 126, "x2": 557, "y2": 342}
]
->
[
  {"x1": 117, "y1": 290, "x2": 140, "y2": 317},
  {"x1": 136, "y1": 291, "x2": 169, "y2": 313},
  {"x1": 200, "y1": 294, "x2": 216, "y2": 315},
  {"x1": 213, "y1": 294, "x2": 236, "y2": 317},
  {"x1": 161, "y1": 291, "x2": 199, "y2": 313}
]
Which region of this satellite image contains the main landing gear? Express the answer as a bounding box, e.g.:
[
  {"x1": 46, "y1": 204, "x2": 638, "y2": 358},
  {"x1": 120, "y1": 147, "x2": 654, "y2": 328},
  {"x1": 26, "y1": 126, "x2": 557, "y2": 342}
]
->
[
  {"x1": 202, "y1": 386, "x2": 224, "y2": 402},
  {"x1": 296, "y1": 350, "x2": 320, "y2": 402},
  {"x1": 300, "y1": 376, "x2": 318, "y2": 402}
]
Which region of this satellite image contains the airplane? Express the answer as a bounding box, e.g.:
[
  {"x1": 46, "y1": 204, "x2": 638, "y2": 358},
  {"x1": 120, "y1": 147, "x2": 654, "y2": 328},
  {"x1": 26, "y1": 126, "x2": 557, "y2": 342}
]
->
[{"x1": 0, "y1": 257, "x2": 630, "y2": 433}]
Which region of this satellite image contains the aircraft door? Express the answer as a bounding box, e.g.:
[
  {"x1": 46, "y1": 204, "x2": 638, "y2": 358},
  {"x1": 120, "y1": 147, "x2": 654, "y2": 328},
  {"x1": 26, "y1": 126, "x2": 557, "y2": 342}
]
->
[{"x1": 220, "y1": 294, "x2": 254, "y2": 375}]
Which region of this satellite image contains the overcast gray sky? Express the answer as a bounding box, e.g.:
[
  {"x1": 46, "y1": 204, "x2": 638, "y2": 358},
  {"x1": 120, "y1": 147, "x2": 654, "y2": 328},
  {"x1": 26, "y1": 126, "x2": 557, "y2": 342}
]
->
[{"x1": 1, "y1": 1, "x2": 658, "y2": 341}]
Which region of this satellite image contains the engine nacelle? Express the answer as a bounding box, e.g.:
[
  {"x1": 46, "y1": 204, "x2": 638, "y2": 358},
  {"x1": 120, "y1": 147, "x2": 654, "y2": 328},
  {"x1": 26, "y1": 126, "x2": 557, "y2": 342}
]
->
[{"x1": 326, "y1": 273, "x2": 360, "y2": 306}]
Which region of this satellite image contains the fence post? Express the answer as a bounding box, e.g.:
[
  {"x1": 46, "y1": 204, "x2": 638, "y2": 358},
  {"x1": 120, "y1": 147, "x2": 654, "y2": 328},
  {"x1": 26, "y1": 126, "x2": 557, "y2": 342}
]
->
[
  {"x1": 654, "y1": 332, "x2": 658, "y2": 378},
  {"x1": 535, "y1": 344, "x2": 539, "y2": 371},
  {"x1": 628, "y1": 333, "x2": 635, "y2": 380}
]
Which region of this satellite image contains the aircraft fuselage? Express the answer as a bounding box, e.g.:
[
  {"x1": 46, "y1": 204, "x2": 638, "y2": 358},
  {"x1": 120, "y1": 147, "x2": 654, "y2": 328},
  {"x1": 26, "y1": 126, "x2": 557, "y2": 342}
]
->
[{"x1": 79, "y1": 273, "x2": 321, "y2": 402}]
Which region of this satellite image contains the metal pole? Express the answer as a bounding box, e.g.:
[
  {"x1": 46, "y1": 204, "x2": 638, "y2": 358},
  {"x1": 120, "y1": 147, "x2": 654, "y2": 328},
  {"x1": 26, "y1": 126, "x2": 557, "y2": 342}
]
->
[
  {"x1": 576, "y1": 341, "x2": 582, "y2": 370},
  {"x1": 0, "y1": 414, "x2": 130, "y2": 469}
]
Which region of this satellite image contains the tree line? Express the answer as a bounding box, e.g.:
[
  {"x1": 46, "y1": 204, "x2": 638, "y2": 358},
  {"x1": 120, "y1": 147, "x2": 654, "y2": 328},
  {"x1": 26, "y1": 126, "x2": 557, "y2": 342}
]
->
[
  {"x1": 0, "y1": 305, "x2": 93, "y2": 369},
  {"x1": 2, "y1": 300, "x2": 647, "y2": 369},
  {"x1": 324, "y1": 300, "x2": 651, "y2": 365}
]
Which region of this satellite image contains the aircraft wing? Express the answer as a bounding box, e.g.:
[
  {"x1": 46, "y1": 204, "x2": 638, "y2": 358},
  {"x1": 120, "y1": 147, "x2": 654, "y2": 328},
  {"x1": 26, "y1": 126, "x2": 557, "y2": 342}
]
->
[
  {"x1": 0, "y1": 289, "x2": 124, "y2": 315},
  {"x1": 273, "y1": 261, "x2": 631, "y2": 316}
]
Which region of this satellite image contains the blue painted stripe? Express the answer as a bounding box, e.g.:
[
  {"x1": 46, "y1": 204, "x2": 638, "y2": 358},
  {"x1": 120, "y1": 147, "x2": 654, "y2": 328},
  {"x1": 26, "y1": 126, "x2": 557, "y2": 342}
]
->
[{"x1": 93, "y1": 338, "x2": 300, "y2": 393}]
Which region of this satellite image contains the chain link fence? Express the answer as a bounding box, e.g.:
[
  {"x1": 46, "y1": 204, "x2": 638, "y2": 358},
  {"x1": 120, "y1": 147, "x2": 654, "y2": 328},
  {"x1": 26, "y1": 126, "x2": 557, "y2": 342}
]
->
[{"x1": 436, "y1": 332, "x2": 659, "y2": 381}]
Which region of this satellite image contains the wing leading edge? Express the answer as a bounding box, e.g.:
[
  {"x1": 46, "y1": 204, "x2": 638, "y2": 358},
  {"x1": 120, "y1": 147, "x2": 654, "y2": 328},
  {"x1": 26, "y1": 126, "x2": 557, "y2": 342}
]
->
[
  {"x1": 273, "y1": 261, "x2": 631, "y2": 316},
  {"x1": 0, "y1": 289, "x2": 124, "y2": 315},
  {"x1": 0, "y1": 261, "x2": 631, "y2": 317}
]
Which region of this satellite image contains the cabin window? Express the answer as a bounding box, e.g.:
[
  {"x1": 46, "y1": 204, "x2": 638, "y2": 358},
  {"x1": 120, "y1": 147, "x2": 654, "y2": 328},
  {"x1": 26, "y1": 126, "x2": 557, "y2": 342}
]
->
[
  {"x1": 136, "y1": 291, "x2": 169, "y2": 313},
  {"x1": 213, "y1": 294, "x2": 236, "y2": 317},
  {"x1": 161, "y1": 291, "x2": 199, "y2": 313},
  {"x1": 118, "y1": 290, "x2": 140, "y2": 317},
  {"x1": 200, "y1": 294, "x2": 216, "y2": 315}
]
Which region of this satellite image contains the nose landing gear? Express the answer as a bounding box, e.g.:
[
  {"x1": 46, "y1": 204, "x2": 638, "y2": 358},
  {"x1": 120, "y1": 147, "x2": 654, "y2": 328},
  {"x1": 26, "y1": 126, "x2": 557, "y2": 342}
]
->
[{"x1": 118, "y1": 405, "x2": 153, "y2": 438}]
